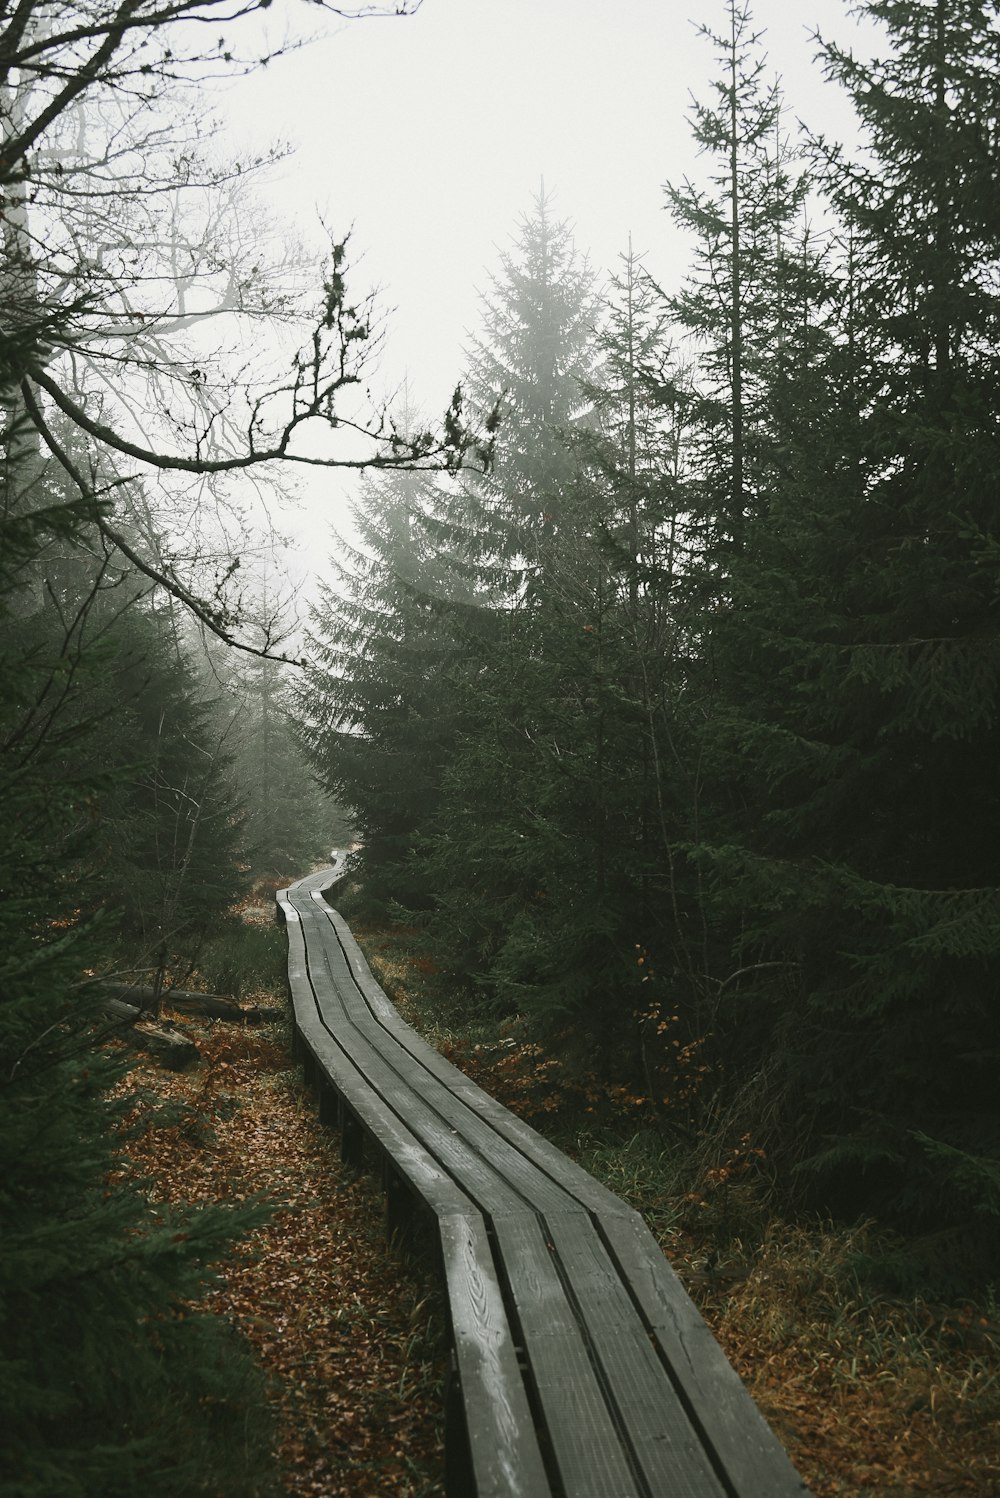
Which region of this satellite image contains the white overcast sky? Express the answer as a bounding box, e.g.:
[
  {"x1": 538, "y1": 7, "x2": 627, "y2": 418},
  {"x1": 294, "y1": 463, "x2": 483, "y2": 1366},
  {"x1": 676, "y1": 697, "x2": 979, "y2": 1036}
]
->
[{"x1": 214, "y1": 0, "x2": 882, "y2": 570}]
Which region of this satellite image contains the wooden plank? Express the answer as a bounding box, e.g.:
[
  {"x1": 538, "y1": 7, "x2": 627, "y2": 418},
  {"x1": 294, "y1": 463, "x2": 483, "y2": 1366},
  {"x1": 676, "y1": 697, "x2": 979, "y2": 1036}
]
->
[
  {"x1": 598, "y1": 1212, "x2": 810, "y2": 1497},
  {"x1": 544, "y1": 1212, "x2": 726, "y2": 1498},
  {"x1": 294, "y1": 904, "x2": 573, "y2": 1225},
  {"x1": 438, "y1": 1214, "x2": 551, "y2": 1498},
  {"x1": 315, "y1": 900, "x2": 634, "y2": 1220},
  {"x1": 298, "y1": 941, "x2": 532, "y2": 1219},
  {"x1": 301, "y1": 930, "x2": 584, "y2": 1219},
  {"x1": 281, "y1": 895, "x2": 477, "y2": 1223},
  {"x1": 296, "y1": 899, "x2": 588, "y2": 1221},
  {"x1": 298, "y1": 1017, "x2": 471, "y2": 1219},
  {"x1": 285, "y1": 880, "x2": 555, "y2": 1492},
  {"x1": 491, "y1": 1213, "x2": 643, "y2": 1498}
]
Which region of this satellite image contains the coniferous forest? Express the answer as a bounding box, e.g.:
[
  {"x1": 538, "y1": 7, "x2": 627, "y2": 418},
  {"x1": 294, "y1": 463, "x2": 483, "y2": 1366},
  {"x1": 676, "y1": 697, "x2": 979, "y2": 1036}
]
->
[
  {"x1": 3, "y1": 0, "x2": 1000, "y2": 1494},
  {"x1": 304, "y1": 0, "x2": 1000, "y2": 1277}
]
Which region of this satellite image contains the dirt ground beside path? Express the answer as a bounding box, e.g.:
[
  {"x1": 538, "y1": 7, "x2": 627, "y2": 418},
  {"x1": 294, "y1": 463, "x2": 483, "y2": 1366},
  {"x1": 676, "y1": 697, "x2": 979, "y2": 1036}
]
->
[{"x1": 111, "y1": 1015, "x2": 446, "y2": 1498}]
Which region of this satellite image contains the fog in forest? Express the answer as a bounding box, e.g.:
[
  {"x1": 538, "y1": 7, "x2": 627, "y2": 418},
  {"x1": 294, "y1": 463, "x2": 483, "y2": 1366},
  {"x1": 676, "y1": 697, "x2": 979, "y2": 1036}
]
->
[{"x1": 4, "y1": 3, "x2": 1000, "y2": 1494}]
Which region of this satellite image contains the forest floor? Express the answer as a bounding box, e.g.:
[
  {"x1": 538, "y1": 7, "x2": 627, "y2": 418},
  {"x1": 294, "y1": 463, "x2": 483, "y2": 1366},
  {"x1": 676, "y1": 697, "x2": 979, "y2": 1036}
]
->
[
  {"x1": 109, "y1": 900, "x2": 446, "y2": 1498},
  {"x1": 110, "y1": 893, "x2": 1000, "y2": 1498}
]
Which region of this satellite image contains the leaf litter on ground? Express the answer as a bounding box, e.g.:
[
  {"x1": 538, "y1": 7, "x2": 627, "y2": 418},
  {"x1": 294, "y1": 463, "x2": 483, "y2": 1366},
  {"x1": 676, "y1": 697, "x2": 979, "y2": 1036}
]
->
[{"x1": 110, "y1": 1008, "x2": 445, "y2": 1498}]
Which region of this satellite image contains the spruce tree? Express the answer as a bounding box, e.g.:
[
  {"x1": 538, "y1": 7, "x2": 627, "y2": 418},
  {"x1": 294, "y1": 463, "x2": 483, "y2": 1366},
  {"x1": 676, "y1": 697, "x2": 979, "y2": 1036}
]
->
[
  {"x1": 413, "y1": 193, "x2": 607, "y2": 1010},
  {"x1": 665, "y1": 0, "x2": 807, "y2": 557},
  {"x1": 571, "y1": 249, "x2": 717, "y2": 1046},
  {"x1": 301, "y1": 458, "x2": 476, "y2": 910},
  {"x1": 647, "y1": 1, "x2": 825, "y2": 1053},
  {"x1": 451, "y1": 185, "x2": 599, "y2": 589}
]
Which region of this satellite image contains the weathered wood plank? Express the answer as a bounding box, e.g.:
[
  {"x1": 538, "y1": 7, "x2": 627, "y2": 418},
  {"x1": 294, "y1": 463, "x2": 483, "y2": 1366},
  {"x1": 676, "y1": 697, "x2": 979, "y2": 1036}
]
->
[
  {"x1": 280, "y1": 872, "x2": 812, "y2": 1498},
  {"x1": 278, "y1": 889, "x2": 476, "y2": 1222},
  {"x1": 598, "y1": 1212, "x2": 810, "y2": 1496},
  {"x1": 491, "y1": 1213, "x2": 643, "y2": 1498},
  {"x1": 544, "y1": 1212, "x2": 726, "y2": 1498},
  {"x1": 313, "y1": 899, "x2": 635, "y2": 1220},
  {"x1": 298, "y1": 953, "x2": 534, "y2": 1218},
  {"x1": 439, "y1": 1214, "x2": 551, "y2": 1498},
  {"x1": 296, "y1": 899, "x2": 589, "y2": 1221}
]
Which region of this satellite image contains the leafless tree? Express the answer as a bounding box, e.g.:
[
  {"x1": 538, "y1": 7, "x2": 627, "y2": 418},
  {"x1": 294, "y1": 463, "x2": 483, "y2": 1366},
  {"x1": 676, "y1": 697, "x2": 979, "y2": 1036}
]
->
[{"x1": 1, "y1": 0, "x2": 487, "y2": 656}]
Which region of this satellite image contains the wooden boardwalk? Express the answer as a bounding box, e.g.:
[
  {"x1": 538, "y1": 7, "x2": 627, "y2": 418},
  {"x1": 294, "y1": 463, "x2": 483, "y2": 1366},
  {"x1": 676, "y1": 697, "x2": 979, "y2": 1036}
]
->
[{"x1": 278, "y1": 865, "x2": 810, "y2": 1498}]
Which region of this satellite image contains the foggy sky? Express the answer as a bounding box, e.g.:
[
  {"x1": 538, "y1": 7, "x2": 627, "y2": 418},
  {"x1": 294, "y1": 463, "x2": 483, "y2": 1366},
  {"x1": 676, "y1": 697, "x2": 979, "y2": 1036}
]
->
[{"x1": 217, "y1": 0, "x2": 882, "y2": 559}]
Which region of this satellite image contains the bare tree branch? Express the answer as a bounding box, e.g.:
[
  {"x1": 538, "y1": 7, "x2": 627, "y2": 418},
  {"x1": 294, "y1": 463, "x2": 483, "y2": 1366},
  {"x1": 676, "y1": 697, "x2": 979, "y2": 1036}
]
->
[
  {"x1": 1, "y1": 0, "x2": 476, "y2": 655},
  {"x1": 21, "y1": 378, "x2": 304, "y2": 660}
]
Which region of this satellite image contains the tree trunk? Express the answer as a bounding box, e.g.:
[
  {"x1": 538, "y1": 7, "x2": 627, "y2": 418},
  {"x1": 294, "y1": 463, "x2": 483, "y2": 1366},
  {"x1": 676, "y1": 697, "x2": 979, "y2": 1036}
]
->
[{"x1": 99, "y1": 981, "x2": 283, "y2": 1024}]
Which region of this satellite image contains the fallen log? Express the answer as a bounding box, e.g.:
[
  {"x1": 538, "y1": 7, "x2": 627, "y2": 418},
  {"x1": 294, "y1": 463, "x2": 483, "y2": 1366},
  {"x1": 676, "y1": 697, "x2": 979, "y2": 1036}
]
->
[
  {"x1": 100, "y1": 981, "x2": 246, "y2": 1022},
  {"x1": 167, "y1": 993, "x2": 248, "y2": 1021},
  {"x1": 102, "y1": 997, "x2": 199, "y2": 1071}
]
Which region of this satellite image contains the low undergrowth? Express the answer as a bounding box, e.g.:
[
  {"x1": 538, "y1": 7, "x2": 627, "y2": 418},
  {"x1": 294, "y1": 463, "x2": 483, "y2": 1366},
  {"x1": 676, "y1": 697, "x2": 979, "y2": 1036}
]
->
[{"x1": 352, "y1": 910, "x2": 1000, "y2": 1498}]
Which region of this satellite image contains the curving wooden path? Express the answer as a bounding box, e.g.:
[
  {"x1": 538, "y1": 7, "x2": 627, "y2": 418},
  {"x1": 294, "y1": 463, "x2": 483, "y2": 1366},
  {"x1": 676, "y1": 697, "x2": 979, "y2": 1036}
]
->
[{"x1": 278, "y1": 864, "x2": 810, "y2": 1498}]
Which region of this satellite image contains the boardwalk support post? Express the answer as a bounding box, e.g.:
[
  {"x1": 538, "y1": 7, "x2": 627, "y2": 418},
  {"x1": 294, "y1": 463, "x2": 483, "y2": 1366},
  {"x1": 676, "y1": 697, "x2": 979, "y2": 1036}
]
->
[
  {"x1": 341, "y1": 1107, "x2": 364, "y2": 1168},
  {"x1": 385, "y1": 1163, "x2": 416, "y2": 1246}
]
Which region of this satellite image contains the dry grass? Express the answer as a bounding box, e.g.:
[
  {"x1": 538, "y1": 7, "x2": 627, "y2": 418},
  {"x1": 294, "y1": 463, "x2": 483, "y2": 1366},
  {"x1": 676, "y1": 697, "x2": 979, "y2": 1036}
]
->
[{"x1": 683, "y1": 1219, "x2": 1000, "y2": 1496}]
